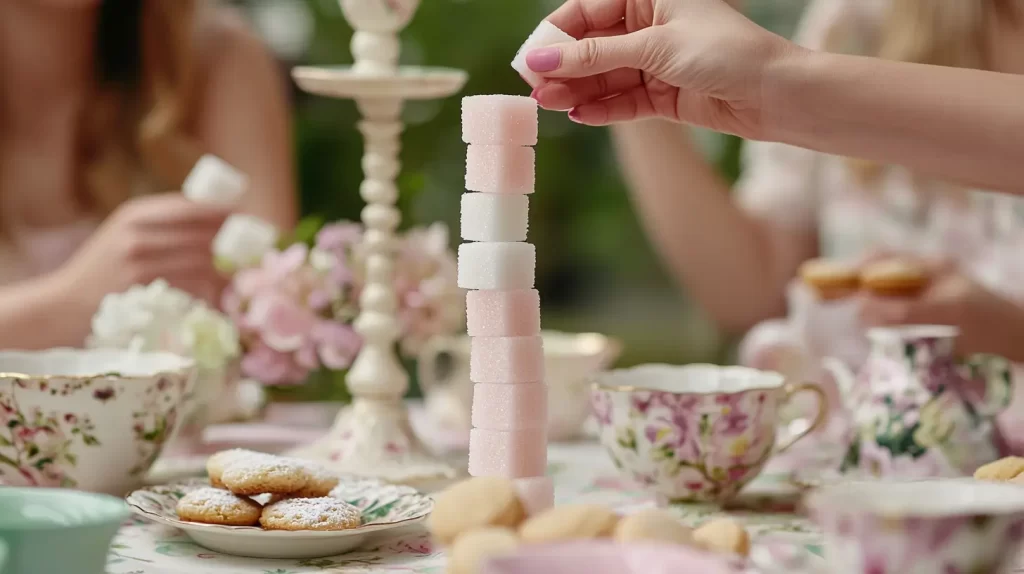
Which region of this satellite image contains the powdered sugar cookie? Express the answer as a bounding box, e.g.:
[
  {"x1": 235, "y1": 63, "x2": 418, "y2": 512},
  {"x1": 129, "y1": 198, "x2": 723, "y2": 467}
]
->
[
  {"x1": 176, "y1": 487, "x2": 262, "y2": 526},
  {"x1": 614, "y1": 509, "x2": 696, "y2": 546},
  {"x1": 260, "y1": 497, "x2": 362, "y2": 531},
  {"x1": 860, "y1": 259, "x2": 928, "y2": 298},
  {"x1": 693, "y1": 518, "x2": 751, "y2": 557},
  {"x1": 206, "y1": 449, "x2": 267, "y2": 488},
  {"x1": 289, "y1": 460, "x2": 341, "y2": 498},
  {"x1": 449, "y1": 527, "x2": 520, "y2": 574},
  {"x1": 518, "y1": 504, "x2": 619, "y2": 543},
  {"x1": 799, "y1": 258, "x2": 860, "y2": 301},
  {"x1": 975, "y1": 456, "x2": 1024, "y2": 481},
  {"x1": 221, "y1": 457, "x2": 308, "y2": 496},
  {"x1": 429, "y1": 477, "x2": 526, "y2": 545}
]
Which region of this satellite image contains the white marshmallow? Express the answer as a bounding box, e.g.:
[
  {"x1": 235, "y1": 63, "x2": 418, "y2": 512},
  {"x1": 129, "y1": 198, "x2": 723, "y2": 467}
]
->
[
  {"x1": 511, "y1": 21, "x2": 576, "y2": 88},
  {"x1": 183, "y1": 155, "x2": 248, "y2": 204},
  {"x1": 461, "y1": 193, "x2": 529, "y2": 242}
]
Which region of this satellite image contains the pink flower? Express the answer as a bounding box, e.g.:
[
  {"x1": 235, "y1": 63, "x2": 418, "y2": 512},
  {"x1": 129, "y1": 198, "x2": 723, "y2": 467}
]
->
[
  {"x1": 240, "y1": 342, "x2": 307, "y2": 385},
  {"x1": 232, "y1": 267, "x2": 273, "y2": 299},
  {"x1": 313, "y1": 321, "x2": 361, "y2": 370},
  {"x1": 263, "y1": 244, "x2": 309, "y2": 282},
  {"x1": 295, "y1": 343, "x2": 321, "y2": 371},
  {"x1": 246, "y1": 294, "x2": 316, "y2": 352},
  {"x1": 316, "y1": 223, "x2": 362, "y2": 251}
]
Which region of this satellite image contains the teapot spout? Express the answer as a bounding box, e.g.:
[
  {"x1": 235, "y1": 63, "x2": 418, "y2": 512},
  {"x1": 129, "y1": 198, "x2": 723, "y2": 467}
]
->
[{"x1": 822, "y1": 357, "x2": 857, "y2": 409}]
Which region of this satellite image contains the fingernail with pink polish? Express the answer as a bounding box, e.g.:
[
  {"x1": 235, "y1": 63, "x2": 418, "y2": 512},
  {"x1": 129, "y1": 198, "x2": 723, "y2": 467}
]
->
[
  {"x1": 568, "y1": 108, "x2": 583, "y2": 123},
  {"x1": 526, "y1": 48, "x2": 561, "y2": 73}
]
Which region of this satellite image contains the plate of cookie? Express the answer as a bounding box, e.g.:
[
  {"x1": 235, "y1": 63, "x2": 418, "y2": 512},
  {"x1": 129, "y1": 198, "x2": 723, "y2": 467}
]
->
[{"x1": 125, "y1": 449, "x2": 433, "y2": 559}]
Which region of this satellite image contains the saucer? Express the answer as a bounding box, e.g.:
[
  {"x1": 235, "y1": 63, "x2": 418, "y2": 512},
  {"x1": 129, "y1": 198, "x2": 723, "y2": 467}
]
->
[{"x1": 126, "y1": 477, "x2": 432, "y2": 559}]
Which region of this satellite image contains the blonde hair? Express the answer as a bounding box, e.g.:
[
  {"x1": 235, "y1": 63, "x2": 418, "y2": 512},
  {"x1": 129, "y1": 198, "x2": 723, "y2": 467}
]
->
[
  {"x1": 81, "y1": 0, "x2": 203, "y2": 215},
  {"x1": 842, "y1": 0, "x2": 1017, "y2": 184}
]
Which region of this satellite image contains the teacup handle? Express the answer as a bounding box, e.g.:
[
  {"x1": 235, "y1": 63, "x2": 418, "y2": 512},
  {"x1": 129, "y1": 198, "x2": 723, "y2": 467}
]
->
[{"x1": 775, "y1": 382, "x2": 829, "y2": 454}]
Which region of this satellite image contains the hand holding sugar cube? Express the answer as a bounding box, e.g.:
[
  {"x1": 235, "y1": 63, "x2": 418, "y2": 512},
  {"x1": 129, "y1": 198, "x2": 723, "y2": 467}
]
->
[
  {"x1": 181, "y1": 155, "x2": 279, "y2": 270},
  {"x1": 459, "y1": 94, "x2": 553, "y2": 515}
]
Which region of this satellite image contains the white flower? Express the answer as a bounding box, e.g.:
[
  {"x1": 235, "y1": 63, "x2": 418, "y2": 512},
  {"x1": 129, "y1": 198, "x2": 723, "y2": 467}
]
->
[
  {"x1": 87, "y1": 280, "x2": 240, "y2": 370},
  {"x1": 309, "y1": 247, "x2": 335, "y2": 272},
  {"x1": 213, "y1": 214, "x2": 279, "y2": 271},
  {"x1": 179, "y1": 305, "x2": 241, "y2": 370}
]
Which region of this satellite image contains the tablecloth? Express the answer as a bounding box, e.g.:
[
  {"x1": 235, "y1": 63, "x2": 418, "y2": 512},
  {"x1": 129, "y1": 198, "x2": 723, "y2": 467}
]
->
[{"x1": 107, "y1": 442, "x2": 822, "y2": 574}]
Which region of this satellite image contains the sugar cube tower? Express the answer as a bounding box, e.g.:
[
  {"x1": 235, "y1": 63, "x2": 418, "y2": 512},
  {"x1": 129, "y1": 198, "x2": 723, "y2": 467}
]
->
[{"x1": 458, "y1": 95, "x2": 553, "y2": 515}]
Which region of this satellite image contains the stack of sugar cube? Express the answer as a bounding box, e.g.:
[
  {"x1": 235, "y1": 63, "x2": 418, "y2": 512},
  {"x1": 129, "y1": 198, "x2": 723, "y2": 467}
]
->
[{"x1": 458, "y1": 95, "x2": 553, "y2": 516}]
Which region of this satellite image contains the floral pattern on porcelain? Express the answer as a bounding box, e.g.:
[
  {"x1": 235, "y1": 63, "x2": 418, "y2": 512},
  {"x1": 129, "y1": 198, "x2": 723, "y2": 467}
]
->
[
  {"x1": 591, "y1": 386, "x2": 782, "y2": 503},
  {"x1": 813, "y1": 505, "x2": 1024, "y2": 574},
  {"x1": 0, "y1": 387, "x2": 101, "y2": 488},
  {"x1": 837, "y1": 327, "x2": 1013, "y2": 479},
  {"x1": 0, "y1": 354, "x2": 193, "y2": 494}
]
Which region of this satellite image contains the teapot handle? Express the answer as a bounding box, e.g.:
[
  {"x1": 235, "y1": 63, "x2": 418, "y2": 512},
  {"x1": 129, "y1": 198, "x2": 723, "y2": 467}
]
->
[
  {"x1": 821, "y1": 357, "x2": 856, "y2": 405},
  {"x1": 960, "y1": 354, "x2": 1014, "y2": 418}
]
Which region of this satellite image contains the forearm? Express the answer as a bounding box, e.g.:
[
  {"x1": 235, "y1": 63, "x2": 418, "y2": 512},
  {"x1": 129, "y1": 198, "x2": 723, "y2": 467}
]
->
[
  {"x1": 764, "y1": 48, "x2": 1024, "y2": 194},
  {"x1": 0, "y1": 275, "x2": 90, "y2": 349},
  {"x1": 613, "y1": 120, "x2": 795, "y2": 331}
]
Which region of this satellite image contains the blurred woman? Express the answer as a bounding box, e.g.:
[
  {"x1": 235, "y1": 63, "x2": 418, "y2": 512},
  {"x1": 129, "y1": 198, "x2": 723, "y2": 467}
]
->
[
  {"x1": 0, "y1": 0, "x2": 296, "y2": 347},
  {"x1": 602, "y1": 0, "x2": 1024, "y2": 443}
]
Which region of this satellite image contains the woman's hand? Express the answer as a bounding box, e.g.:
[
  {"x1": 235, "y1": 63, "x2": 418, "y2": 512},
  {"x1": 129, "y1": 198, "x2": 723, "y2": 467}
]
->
[
  {"x1": 55, "y1": 193, "x2": 231, "y2": 309},
  {"x1": 859, "y1": 261, "x2": 1024, "y2": 362},
  {"x1": 527, "y1": 0, "x2": 792, "y2": 137}
]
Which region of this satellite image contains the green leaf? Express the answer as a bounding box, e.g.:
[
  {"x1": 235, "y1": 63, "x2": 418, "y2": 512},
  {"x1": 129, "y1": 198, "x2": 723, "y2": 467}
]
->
[{"x1": 284, "y1": 215, "x2": 326, "y2": 248}]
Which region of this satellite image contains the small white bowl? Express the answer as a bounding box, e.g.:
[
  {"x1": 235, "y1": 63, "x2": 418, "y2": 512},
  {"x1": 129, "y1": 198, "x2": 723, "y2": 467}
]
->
[
  {"x1": 126, "y1": 478, "x2": 433, "y2": 559},
  {"x1": 0, "y1": 349, "x2": 194, "y2": 495}
]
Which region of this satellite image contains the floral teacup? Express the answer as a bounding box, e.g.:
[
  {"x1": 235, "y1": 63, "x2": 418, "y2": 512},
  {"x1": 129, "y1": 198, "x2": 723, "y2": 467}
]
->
[
  {"x1": 0, "y1": 349, "x2": 194, "y2": 495},
  {"x1": 806, "y1": 479, "x2": 1024, "y2": 574},
  {"x1": 591, "y1": 364, "x2": 826, "y2": 503}
]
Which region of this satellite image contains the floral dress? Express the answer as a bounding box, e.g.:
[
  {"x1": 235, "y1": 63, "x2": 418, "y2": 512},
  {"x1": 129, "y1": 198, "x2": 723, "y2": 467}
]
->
[{"x1": 735, "y1": 0, "x2": 1024, "y2": 458}]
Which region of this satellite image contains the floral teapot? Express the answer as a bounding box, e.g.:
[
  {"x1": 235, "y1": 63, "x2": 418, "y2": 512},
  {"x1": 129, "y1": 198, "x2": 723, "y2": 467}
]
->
[{"x1": 823, "y1": 325, "x2": 1013, "y2": 478}]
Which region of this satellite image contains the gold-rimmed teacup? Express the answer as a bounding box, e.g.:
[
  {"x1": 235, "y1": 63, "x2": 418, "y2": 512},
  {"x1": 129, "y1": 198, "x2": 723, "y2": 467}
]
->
[
  {"x1": 0, "y1": 349, "x2": 194, "y2": 494},
  {"x1": 591, "y1": 364, "x2": 826, "y2": 504}
]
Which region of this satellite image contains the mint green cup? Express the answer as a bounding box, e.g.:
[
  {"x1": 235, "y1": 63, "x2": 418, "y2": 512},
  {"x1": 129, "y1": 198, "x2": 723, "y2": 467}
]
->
[{"x1": 0, "y1": 488, "x2": 129, "y2": 574}]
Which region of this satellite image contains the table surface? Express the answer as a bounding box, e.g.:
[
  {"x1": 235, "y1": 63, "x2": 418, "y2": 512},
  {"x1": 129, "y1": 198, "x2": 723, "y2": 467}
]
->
[{"x1": 109, "y1": 440, "x2": 824, "y2": 574}]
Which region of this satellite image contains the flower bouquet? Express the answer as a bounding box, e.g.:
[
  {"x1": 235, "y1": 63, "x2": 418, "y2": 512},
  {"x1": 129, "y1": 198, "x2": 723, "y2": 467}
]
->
[
  {"x1": 220, "y1": 219, "x2": 464, "y2": 402},
  {"x1": 87, "y1": 279, "x2": 243, "y2": 437}
]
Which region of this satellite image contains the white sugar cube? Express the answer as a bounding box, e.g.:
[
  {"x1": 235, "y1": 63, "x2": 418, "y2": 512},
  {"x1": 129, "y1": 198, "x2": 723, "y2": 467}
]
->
[
  {"x1": 213, "y1": 214, "x2": 279, "y2": 270},
  {"x1": 458, "y1": 242, "x2": 535, "y2": 290},
  {"x1": 512, "y1": 21, "x2": 576, "y2": 87},
  {"x1": 183, "y1": 155, "x2": 248, "y2": 204},
  {"x1": 461, "y1": 193, "x2": 529, "y2": 242}
]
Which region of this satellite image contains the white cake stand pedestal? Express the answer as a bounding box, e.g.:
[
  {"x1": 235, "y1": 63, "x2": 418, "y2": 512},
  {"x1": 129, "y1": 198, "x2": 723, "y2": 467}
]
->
[{"x1": 287, "y1": 0, "x2": 467, "y2": 486}]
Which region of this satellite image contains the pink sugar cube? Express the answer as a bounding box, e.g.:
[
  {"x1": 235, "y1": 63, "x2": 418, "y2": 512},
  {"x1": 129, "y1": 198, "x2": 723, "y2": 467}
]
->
[
  {"x1": 458, "y1": 242, "x2": 535, "y2": 290},
  {"x1": 461, "y1": 193, "x2": 530, "y2": 242},
  {"x1": 512, "y1": 21, "x2": 577, "y2": 88},
  {"x1": 472, "y1": 382, "x2": 548, "y2": 430},
  {"x1": 466, "y1": 145, "x2": 535, "y2": 194},
  {"x1": 470, "y1": 336, "x2": 544, "y2": 384},
  {"x1": 514, "y1": 476, "x2": 554, "y2": 515},
  {"x1": 462, "y1": 95, "x2": 538, "y2": 146},
  {"x1": 468, "y1": 428, "x2": 548, "y2": 478},
  {"x1": 466, "y1": 289, "x2": 541, "y2": 337}
]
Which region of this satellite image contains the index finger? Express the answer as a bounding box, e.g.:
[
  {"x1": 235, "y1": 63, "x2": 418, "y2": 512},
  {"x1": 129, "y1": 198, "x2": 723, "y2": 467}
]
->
[
  {"x1": 547, "y1": 0, "x2": 628, "y2": 39},
  {"x1": 135, "y1": 193, "x2": 234, "y2": 227}
]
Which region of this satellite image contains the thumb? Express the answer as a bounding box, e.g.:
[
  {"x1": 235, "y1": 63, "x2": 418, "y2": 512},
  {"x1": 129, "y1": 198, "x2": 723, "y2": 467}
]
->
[{"x1": 526, "y1": 30, "x2": 658, "y2": 79}]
